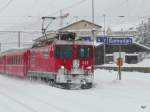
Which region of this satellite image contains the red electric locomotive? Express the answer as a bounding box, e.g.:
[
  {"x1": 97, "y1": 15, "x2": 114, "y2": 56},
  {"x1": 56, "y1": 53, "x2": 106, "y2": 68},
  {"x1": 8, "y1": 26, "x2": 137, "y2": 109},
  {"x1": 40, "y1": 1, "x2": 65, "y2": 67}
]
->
[{"x1": 0, "y1": 32, "x2": 94, "y2": 89}]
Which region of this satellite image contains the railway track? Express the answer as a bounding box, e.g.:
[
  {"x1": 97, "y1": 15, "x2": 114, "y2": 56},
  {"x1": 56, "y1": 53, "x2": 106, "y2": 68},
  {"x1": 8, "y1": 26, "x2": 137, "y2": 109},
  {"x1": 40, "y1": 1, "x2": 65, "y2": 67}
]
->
[
  {"x1": 0, "y1": 76, "x2": 70, "y2": 112},
  {"x1": 95, "y1": 66, "x2": 150, "y2": 73}
]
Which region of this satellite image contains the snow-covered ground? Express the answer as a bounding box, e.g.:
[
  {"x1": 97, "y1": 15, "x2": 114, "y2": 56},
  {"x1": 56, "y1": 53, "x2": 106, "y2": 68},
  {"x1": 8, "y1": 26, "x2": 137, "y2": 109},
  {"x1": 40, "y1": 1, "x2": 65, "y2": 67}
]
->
[
  {"x1": 101, "y1": 58, "x2": 150, "y2": 67},
  {"x1": 0, "y1": 70, "x2": 150, "y2": 112}
]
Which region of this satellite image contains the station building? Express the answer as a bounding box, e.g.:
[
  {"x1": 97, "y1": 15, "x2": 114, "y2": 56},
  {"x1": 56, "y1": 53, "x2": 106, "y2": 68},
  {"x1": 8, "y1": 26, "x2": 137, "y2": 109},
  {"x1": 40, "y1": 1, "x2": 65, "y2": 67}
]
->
[{"x1": 95, "y1": 42, "x2": 150, "y2": 65}]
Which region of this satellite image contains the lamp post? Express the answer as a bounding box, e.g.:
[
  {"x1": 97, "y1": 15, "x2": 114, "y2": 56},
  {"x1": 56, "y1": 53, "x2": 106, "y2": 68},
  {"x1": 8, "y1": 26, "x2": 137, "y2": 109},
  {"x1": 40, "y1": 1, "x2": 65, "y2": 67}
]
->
[
  {"x1": 103, "y1": 14, "x2": 106, "y2": 64},
  {"x1": 91, "y1": 28, "x2": 96, "y2": 76}
]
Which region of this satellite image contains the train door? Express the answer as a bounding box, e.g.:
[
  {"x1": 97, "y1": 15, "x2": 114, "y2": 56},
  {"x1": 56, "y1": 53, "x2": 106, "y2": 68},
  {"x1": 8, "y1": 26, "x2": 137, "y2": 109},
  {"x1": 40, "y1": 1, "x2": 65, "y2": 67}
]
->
[{"x1": 24, "y1": 50, "x2": 30, "y2": 76}]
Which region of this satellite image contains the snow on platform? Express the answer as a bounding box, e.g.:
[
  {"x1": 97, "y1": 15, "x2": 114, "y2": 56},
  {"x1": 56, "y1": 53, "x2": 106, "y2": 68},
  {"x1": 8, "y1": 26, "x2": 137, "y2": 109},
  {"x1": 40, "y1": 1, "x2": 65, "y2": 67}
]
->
[
  {"x1": 101, "y1": 58, "x2": 150, "y2": 67},
  {"x1": 0, "y1": 70, "x2": 150, "y2": 112}
]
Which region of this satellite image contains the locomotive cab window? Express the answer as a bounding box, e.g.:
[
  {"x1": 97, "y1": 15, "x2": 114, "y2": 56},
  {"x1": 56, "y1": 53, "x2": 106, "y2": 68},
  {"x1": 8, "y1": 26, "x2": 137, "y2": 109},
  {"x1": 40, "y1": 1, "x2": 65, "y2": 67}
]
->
[
  {"x1": 55, "y1": 45, "x2": 73, "y2": 59},
  {"x1": 55, "y1": 46, "x2": 60, "y2": 58},
  {"x1": 78, "y1": 46, "x2": 93, "y2": 60}
]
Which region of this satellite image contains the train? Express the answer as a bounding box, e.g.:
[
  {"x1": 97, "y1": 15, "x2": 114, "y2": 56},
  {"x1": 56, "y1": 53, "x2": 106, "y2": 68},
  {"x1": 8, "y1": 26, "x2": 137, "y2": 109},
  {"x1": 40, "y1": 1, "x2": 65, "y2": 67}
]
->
[{"x1": 0, "y1": 32, "x2": 94, "y2": 89}]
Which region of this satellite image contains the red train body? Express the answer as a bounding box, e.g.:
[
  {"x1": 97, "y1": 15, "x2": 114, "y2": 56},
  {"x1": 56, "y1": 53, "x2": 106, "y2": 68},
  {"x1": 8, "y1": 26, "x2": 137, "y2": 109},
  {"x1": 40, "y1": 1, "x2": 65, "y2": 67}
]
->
[
  {"x1": 0, "y1": 32, "x2": 94, "y2": 89},
  {"x1": 0, "y1": 49, "x2": 30, "y2": 77}
]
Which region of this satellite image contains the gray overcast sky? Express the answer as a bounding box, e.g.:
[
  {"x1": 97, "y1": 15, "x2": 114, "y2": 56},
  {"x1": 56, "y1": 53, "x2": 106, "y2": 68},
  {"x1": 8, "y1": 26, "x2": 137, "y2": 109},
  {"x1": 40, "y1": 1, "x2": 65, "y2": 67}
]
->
[{"x1": 0, "y1": 0, "x2": 150, "y2": 31}]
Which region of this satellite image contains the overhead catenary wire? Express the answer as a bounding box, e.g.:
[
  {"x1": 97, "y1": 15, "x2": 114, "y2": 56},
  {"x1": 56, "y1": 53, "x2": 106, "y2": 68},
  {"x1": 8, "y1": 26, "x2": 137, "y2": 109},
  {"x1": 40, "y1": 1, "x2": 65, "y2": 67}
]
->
[
  {"x1": 29, "y1": 0, "x2": 88, "y2": 29},
  {"x1": 48, "y1": 0, "x2": 88, "y2": 16}
]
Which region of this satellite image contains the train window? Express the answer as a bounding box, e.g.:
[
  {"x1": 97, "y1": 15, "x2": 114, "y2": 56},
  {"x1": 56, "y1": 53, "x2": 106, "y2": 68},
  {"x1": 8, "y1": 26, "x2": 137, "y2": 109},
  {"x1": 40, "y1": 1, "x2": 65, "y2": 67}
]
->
[
  {"x1": 61, "y1": 46, "x2": 73, "y2": 59},
  {"x1": 78, "y1": 46, "x2": 93, "y2": 60},
  {"x1": 17, "y1": 56, "x2": 19, "y2": 64},
  {"x1": 19, "y1": 56, "x2": 21, "y2": 64},
  {"x1": 55, "y1": 46, "x2": 60, "y2": 58},
  {"x1": 19, "y1": 56, "x2": 22, "y2": 64},
  {"x1": 15, "y1": 56, "x2": 17, "y2": 64},
  {"x1": 16, "y1": 56, "x2": 18, "y2": 64},
  {"x1": 21, "y1": 56, "x2": 23, "y2": 64},
  {"x1": 14, "y1": 56, "x2": 15, "y2": 64},
  {"x1": 55, "y1": 45, "x2": 73, "y2": 59},
  {"x1": 14, "y1": 56, "x2": 16, "y2": 64},
  {"x1": 0, "y1": 58, "x2": 1, "y2": 64},
  {"x1": 12, "y1": 56, "x2": 14, "y2": 64},
  {"x1": 31, "y1": 51, "x2": 36, "y2": 59},
  {"x1": 13, "y1": 56, "x2": 15, "y2": 64},
  {"x1": 10, "y1": 56, "x2": 12, "y2": 64},
  {"x1": 43, "y1": 48, "x2": 49, "y2": 59},
  {"x1": 18, "y1": 56, "x2": 19, "y2": 64}
]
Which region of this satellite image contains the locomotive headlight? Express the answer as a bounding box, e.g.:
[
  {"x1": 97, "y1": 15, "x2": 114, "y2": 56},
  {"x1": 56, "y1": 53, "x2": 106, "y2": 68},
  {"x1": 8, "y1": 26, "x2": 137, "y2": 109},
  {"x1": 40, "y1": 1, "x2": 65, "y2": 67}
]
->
[
  {"x1": 86, "y1": 66, "x2": 92, "y2": 70},
  {"x1": 61, "y1": 66, "x2": 64, "y2": 69},
  {"x1": 73, "y1": 59, "x2": 79, "y2": 68}
]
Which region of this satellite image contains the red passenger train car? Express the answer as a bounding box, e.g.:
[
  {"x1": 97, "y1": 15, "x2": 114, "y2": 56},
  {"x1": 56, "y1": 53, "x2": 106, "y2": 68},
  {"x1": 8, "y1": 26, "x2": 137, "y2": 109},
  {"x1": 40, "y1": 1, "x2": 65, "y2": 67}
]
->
[
  {"x1": 0, "y1": 49, "x2": 30, "y2": 77},
  {"x1": 0, "y1": 32, "x2": 94, "y2": 89}
]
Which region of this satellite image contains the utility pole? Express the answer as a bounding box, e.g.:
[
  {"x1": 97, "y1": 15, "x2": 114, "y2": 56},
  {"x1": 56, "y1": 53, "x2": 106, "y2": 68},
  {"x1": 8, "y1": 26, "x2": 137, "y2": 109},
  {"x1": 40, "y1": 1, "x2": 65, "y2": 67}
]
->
[
  {"x1": 91, "y1": 28, "x2": 96, "y2": 75},
  {"x1": 60, "y1": 10, "x2": 63, "y2": 27},
  {"x1": 59, "y1": 10, "x2": 69, "y2": 28},
  {"x1": 118, "y1": 45, "x2": 122, "y2": 80},
  {"x1": 92, "y1": 0, "x2": 95, "y2": 23},
  {"x1": 18, "y1": 32, "x2": 21, "y2": 48},
  {"x1": 103, "y1": 14, "x2": 106, "y2": 64}
]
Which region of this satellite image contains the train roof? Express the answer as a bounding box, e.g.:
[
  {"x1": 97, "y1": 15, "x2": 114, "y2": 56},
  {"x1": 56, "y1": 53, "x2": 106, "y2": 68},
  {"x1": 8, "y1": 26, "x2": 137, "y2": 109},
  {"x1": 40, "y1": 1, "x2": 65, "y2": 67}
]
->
[
  {"x1": 55, "y1": 40, "x2": 93, "y2": 46},
  {"x1": 0, "y1": 48, "x2": 28, "y2": 56},
  {"x1": 32, "y1": 32, "x2": 94, "y2": 48}
]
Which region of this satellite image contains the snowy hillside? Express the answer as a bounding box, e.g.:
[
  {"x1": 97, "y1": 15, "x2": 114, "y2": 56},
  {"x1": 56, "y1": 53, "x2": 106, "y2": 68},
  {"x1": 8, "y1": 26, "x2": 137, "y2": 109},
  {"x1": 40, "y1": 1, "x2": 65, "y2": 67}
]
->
[{"x1": 0, "y1": 69, "x2": 150, "y2": 112}]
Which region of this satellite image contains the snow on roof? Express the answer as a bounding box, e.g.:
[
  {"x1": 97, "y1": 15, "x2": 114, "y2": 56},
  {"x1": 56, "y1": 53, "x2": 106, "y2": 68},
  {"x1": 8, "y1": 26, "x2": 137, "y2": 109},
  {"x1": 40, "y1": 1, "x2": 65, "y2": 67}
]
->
[
  {"x1": 58, "y1": 19, "x2": 102, "y2": 31},
  {"x1": 95, "y1": 40, "x2": 150, "y2": 51},
  {"x1": 0, "y1": 48, "x2": 28, "y2": 56}
]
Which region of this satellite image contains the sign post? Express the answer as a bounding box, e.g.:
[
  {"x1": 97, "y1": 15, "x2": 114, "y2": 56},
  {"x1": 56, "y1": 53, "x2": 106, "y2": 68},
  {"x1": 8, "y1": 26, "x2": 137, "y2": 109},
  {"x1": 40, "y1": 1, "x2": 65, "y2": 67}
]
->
[
  {"x1": 117, "y1": 46, "x2": 123, "y2": 80},
  {"x1": 96, "y1": 36, "x2": 132, "y2": 80}
]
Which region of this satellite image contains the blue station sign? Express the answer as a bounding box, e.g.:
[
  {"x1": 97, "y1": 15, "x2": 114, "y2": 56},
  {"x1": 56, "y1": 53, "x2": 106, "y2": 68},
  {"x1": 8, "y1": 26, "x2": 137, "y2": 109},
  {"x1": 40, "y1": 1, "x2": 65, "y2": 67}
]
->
[
  {"x1": 96, "y1": 36, "x2": 132, "y2": 45},
  {"x1": 82, "y1": 36, "x2": 91, "y2": 41}
]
